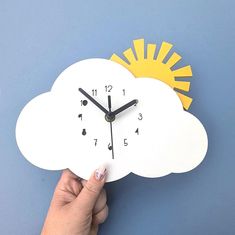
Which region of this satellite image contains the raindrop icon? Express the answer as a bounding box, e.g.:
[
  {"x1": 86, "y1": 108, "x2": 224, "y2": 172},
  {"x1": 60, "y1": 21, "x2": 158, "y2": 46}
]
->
[
  {"x1": 82, "y1": 100, "x2": 88, "y2": 106},
  {"x1": 82, "y1": 129, "x2": 87, "y2": 136},
  {"x1": 108, "y1": 143, "x2": 112, "y2": 150}
]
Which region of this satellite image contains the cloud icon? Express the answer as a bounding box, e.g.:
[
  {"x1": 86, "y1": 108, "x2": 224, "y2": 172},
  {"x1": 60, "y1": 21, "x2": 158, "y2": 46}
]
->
[{"x1": 16, "y1": 59, "x2": 208, "y2": 182}]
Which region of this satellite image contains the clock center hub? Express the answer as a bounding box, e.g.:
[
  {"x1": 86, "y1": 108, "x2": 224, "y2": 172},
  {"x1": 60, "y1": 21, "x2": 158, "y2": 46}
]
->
[{"x1": 105, "y1": 112, "x2": 115, "y2": 122}]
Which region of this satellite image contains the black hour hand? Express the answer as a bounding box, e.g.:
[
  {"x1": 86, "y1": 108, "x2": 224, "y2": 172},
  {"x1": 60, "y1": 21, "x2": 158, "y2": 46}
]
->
[{"x1": 111, "y1": 99, "x2": 138, "y2": 116}]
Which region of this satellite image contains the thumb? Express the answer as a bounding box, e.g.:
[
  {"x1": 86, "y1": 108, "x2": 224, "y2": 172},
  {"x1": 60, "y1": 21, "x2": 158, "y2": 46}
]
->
[{"x1": 75, "y1": 166, "x2": 107, "y2": 213}]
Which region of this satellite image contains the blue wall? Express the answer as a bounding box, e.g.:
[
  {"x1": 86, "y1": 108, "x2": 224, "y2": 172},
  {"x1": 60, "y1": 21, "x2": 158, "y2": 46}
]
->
[{"x1": 1, "y1": 0, "x2": 235, "y2": 234}]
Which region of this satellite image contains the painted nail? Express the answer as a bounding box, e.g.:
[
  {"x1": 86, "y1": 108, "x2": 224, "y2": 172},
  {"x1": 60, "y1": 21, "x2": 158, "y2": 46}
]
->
[{"x1": 95, "y1": 166, "x2": 107, "y2": 181}]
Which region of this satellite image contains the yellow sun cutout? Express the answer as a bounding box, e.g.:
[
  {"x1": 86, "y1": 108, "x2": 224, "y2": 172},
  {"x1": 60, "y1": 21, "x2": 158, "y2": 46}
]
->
[{"x1": 110, "y1": 39, "x2": 193, "y2": 110}]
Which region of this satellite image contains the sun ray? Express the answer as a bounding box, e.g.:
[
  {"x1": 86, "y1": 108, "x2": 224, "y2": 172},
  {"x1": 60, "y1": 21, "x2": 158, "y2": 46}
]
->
[
  {"x1": 174, "y1": 81, "x2": 190, "y2": 92},
  {"x1": 173, "y1": 65, "x2": 192, "y2": 77},
  {"x1": 147, "y1": 44, "x2": 157, "y2": 60},
  {"x1": 110, "y1": 39, "x2": 193, "y2": 110},
  {"x1": 110, "y1": 53, "x2": 129, "y2": 68},
  {"x1": 166, "y1": 52, "x2": 182, "y2": 68},
  {"x1": 123, "y1": 48, "x2": 136, "y2": 64},
  {"x1": 133, "y1": 39, "x2": 145, "y2": 60},
  {"x1": 176, "y1": 92, "x2": 193, "y2": 110},
  {"x1": 156, "y1": 42, "x2": 173, "y2": 63}
]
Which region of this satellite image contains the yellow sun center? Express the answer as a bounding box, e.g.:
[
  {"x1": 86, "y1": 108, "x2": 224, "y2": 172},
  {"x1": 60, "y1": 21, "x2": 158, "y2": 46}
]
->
[{"x1": 110, "y1": 39, "x2": 193, "y2": 110}]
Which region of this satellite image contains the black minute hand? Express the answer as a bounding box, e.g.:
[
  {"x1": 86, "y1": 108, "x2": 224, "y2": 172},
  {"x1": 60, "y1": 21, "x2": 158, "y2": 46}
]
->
[
  {"x1": 79, "y1": 88, "x2": 108, "y2": 114},
  {"x1": 111, "y1": 99, "x2": 138, "y2": 116}
]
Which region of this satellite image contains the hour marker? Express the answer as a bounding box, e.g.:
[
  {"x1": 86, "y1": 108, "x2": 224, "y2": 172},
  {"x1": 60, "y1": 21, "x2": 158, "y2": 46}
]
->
[
  {"x1": 81, "y1": 99, "x2": 88, "y2": 106},
  {"x1": 124, "y1": 138, "x2": 128, "y2": 146},
  {"x1": 105, "y1": 85, "x2": 113, "y2": 92},
  {"x1": 94, "y1": 139, "x2": 98, "y2": 146},
  {"x1": 78, "y1": 114, "x2": 82, "y2": 120},
  {"x1": 135, "y1": 128, "x2": 139, "y2": 135},
  {"x1": 82, "y1": 129, "x2": 87, "y2": 135},
  {"x1": 108, "y1": 143, "x2": 112, "y2": 150},
  {"x1": 92, "y1": 89, "x2": 97, "y2": 96},
  {"x1": 138, "y1": 113, "x2": 143, "y2": 120},
  {"x1": 82, "y1": 100, "x2": 88, "y2": 106}
]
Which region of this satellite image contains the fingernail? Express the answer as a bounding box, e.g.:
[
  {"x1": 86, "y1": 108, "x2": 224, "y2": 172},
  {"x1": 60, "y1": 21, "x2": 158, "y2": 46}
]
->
[{"x1": 95, "y1": 166, "x2": 107, "y2": 181}]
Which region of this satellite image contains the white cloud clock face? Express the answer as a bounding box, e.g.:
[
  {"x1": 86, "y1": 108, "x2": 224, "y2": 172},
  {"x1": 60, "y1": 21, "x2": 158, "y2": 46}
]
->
[
  {"x1": 73, "y1": 82, "x2": 143, "y2": 181},
  {"x1": 16, "y1": 59, "x2": 208, "y2": 182},
  {"x1": 77, "y1": 86, "x2": 140, "y2": 160}
]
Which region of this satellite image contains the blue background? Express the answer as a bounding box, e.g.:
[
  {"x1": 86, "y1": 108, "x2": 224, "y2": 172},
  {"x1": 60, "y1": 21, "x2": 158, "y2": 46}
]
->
[{"x1": 1, "y1": 0, "x2": 235, "y2": 234}]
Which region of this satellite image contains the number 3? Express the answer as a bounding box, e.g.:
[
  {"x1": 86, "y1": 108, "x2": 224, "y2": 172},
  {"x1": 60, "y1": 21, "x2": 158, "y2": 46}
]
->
[{"x1": 138, "y1": 113, "x2": 143, "y2": 120}]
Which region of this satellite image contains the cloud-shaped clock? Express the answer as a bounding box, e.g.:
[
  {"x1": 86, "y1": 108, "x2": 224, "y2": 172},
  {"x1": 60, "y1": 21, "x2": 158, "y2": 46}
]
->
[{"x1": 16, "y1": 58, "x2": 208, "y2": 182}]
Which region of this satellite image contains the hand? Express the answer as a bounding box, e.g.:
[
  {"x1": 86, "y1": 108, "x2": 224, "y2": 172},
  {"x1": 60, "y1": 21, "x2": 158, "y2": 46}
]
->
[
  {"x1": 41, "y1": 167, "x2": 108, "y2": 235},
  {"x1": 79, "y1": 88, "x2": 108, "y2": 114},
  {"x1": 107, "y1": 95, "x2": 114, "y2": 159},
  {"x1": 111, "y1": 99, "x2": 138, "y2": 116}
]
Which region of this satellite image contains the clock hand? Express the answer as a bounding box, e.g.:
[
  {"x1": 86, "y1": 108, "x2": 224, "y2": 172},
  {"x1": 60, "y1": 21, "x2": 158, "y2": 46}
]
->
[
  {"x1": 108, "y1": 95, "x2": 112, "y2": 110},
  {"x1": 107, "y1": 95, "x2": 114, "y2": 159},
  {"x1": 111, "y1": 99, "x2": 138, "y2": 116},
  {"x1": 78, "y1": 88, "x2": 108, "y2": 114}
]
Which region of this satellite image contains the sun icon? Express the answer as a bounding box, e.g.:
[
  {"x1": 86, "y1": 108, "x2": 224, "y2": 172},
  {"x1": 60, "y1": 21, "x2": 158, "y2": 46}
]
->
[{"x1": 110, "y1": 39, "x2": 193, "y2": 110}]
